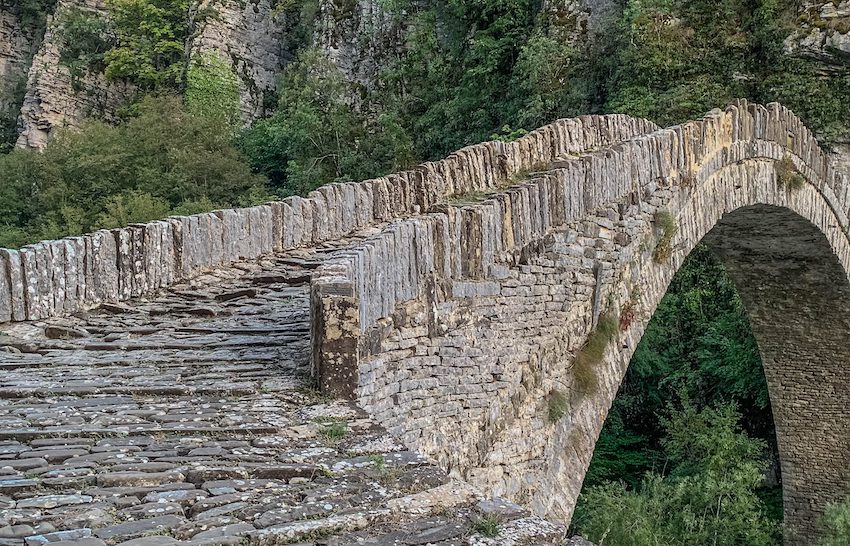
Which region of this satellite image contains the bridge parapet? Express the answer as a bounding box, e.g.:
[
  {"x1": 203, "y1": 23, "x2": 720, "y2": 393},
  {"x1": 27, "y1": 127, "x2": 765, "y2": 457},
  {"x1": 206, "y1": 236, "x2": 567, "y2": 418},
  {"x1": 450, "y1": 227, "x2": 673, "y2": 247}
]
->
[{"x1": 0, "y1": 115, "x2": 654, "y2": 324}]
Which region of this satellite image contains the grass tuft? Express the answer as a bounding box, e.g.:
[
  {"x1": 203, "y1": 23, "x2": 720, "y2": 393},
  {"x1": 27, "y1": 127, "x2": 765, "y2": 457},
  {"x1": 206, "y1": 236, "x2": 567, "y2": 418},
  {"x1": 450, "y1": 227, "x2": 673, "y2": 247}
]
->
[
  {"x1": 473, "y1": 515, "x2": 503, "y2": 538},
  {"x1": 547, "y1": 389, "x2": 569, "y2": 423},
  {"x1": 776, "y1": 154, "x2": 805, "y2": 192},
  {"x1": 572, "y1": 312, "x2": 618, "y2": 398},
  {"x1": 652, "y1": 210, "x2": 678, "y2": 263}
]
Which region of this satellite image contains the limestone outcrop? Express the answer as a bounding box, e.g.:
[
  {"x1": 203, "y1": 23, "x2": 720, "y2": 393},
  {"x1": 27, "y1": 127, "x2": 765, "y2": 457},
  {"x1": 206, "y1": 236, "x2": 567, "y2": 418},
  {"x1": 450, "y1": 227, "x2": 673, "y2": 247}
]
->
[
  {"x1": 785, "y1": 0, "x2": 850, "y2": 74},
  {"x1": 193, "y1": 0, "x2": 291, "y2": 122},
  {"x1": 0, "y1": 6, "x2": 36, "y2": 114},
  {"x1": 15, "y1": 0, "x2": 134, "y2": 150}
]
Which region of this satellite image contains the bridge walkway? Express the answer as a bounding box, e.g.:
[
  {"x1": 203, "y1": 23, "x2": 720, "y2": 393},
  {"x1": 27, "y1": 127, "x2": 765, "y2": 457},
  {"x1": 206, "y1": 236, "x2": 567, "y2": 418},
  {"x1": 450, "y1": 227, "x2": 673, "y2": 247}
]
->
[{"x1": 0, "y1": 236, "x2": 563, "y2": 546}]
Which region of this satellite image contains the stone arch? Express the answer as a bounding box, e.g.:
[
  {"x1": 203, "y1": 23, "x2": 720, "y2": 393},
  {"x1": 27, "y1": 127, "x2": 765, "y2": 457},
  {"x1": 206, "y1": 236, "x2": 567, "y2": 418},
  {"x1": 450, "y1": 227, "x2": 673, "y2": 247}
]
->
[
  {"x1": 311, "y1": 102, "x2": 850, "y2": 545},
  {"x1": 597, "y1": 158, "x2": 850, "y2": 543}
]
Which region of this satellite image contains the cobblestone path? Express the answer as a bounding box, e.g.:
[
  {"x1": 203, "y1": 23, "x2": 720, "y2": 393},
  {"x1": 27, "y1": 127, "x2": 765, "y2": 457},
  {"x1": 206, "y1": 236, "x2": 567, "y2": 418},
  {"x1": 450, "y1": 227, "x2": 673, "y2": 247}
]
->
[{"x1": 0, "y1": 241, "x2": 564, "y2": 546}]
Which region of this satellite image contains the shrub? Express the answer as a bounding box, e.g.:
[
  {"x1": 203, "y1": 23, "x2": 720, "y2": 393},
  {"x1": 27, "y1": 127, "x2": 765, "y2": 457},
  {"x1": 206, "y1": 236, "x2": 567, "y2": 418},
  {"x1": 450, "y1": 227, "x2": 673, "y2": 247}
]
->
[
  {"x1": 573, "y1": 312, "x2": 619, "y2": 398},
  {"x1": 819, "y1": 498, "x2": 850, "y2": 546},
  {"x1": 652, "y1": 210, "x2": 678, "y2": 263},
  {"x1": 547, "y1": 389, "x2": 569, "y2": 423},
  {"x1": 184, "y1": 52, "x2": 241, "y2": 127}
]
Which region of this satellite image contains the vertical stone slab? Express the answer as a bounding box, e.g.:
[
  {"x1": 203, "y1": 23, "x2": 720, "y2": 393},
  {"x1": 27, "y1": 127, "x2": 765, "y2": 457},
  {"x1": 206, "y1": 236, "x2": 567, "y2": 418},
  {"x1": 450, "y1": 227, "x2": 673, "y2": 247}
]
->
[
  {"x1": 114, "y1": 228, "x2": 134, "y2": 300},
  {"x1": 0, "y1": 252, "x2": 10, "y2": 323},
  {"x1": 167, "y1": 218, "x2": 186, "y2": 282},
  {"x1": 90, "y1": 229, "x2": 119, "y2": 305},
  {"x1": 311, "y1": 275, "x2": 361, "y2": 399},
  {"x1": 65, "y1": 237, "x2": 86, "y2": 312},
  {"x1": 269, "y1": 201, "x2": 284, "y2": 251},
  {"x1": 1, "y1": 250, "x2": 26, "y2": 321},
  {"x1": 48, "y1": 240, "x2": 66, "y2": 314}
]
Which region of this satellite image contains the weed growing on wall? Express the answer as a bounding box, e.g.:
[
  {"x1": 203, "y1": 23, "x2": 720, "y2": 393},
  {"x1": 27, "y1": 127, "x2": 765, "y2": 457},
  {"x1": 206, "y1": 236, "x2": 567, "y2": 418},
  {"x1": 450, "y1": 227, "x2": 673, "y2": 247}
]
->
[
  {"x1": 777, "y1": 154, "x2": 805, "y2": 192},
  {"x1": 547, "y1": 389, "x2": 569, "y2": 423},
  {"x1": 652, "y1": 210, "x2": 678, "y2": 264},
  {"x1": 572, "y1": 311, "x2": 619, "y2": 398}
]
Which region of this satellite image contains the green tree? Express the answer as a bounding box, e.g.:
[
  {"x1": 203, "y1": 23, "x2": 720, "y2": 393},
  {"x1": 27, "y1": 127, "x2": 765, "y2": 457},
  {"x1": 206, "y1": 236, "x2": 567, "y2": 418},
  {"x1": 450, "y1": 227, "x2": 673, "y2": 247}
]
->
[
  {"x1": 819, "y1": 498, "x2": 850, "y2": 546},
  {"x1": 0, "y1": 95, "x2": 265, "y2": 247},
  {"x1": 574, "y1": 402, "x2": 780, "y2": 546},
  {"x1": 103, "y1": 0, "x2": 194, "y2": 90},
  {"x1": 239, "y1": 48, "x2": 414, "y2": 196}
]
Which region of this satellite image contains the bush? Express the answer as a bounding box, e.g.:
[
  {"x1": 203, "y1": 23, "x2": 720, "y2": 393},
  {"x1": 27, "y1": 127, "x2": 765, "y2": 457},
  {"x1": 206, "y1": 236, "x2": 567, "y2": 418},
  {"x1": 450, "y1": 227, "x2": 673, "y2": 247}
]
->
[
  {"x1": 0, "y1": 95, "x2": 266, "y2": 247},
  {"x1": 573, "y1": 402, "x2": 780, "y2": 546},
  {"x1": 819, "y1": 498, "x2": 850, "y2": 546},
  {"x1": 184, "y1": 52, "x2": 241, "y2": 127}
]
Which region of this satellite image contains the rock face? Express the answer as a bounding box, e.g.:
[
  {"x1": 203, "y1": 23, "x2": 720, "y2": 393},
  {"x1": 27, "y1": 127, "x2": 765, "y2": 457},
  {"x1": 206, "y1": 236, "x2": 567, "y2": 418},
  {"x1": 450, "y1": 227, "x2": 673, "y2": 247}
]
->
[
  {"x1": 193, "y1": 0, "x2": 292, "y2": 122},
  {"x1": 0, "y1": 6, "x2": 36, "y2": 114},
  {"x1": 314, "y1": 0, "x2": 405, "y2": 94},
  {"x1": 785, "y1": 0, "x2": 850, "y2": 74},
  {"x1": 15, "y1": 0, "x2": 134, "y2": 150}
]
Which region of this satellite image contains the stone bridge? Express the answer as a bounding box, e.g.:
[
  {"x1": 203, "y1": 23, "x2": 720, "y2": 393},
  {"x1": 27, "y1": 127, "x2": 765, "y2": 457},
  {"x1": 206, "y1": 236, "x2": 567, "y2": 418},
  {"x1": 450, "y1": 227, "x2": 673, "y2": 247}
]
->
[{"x1": 0, "y1": 100, "x2": 848, "y2": 544}]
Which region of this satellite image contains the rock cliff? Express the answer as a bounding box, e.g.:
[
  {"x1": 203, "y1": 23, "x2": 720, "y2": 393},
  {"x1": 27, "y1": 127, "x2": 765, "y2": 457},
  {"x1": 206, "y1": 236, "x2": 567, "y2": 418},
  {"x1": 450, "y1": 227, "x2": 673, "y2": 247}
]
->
[
  {"x1": 15, "y1": 0, "x2": 134, "y2": 149},
  {"x1": 786, "y1": 0, "x2": 850, "y2": 74}
]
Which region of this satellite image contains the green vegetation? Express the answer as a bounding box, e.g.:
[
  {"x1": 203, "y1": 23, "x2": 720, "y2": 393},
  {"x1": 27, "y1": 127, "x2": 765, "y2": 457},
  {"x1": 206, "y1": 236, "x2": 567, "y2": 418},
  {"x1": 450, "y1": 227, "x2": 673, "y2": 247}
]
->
[
  {"x1": 472, "y1": 515, "x2": 502, "y2": 538},
  {"x1": 777, "y1": 154, "x2": 805, "y2": 191},
  {"x1": 0, "y1": 96, "x2": 265, "y2": 248},
  {"x1": 572, "y1": 311, "x2": 618, "y2": 398},
  {"x1": 5, "y1": 0, "x2": 59, "y2": 35},
  {"x1": 652, "y1": 210, "x2": 678, "y2": 263},
  {"x1": 573, "y1": 245, "x2": 782, "y2": 544},
  {"x1": 184, "y1": 52, "x2": 240, "y2": 126},
  {"x1": 573, "y1": 401, "x2": 781, "y2": 546},
  {"x1": 57, "y1": 8, "x2": 114, "y2": 90},
  {"x1": 819, "y1": 498, "x2": 850, "y2": 546},
  {"x1": 238, "y1": 48, "x2": 415, "y2": 196},
  {"x1": 315, "y1": 417, "x2": 348, "y2": 441},
  {"x1": 547, "y1": 389, "x2": 569, "y2": 423},
  {"x1": 102, "y1": 0, "x2": 196, "y2": 90}
]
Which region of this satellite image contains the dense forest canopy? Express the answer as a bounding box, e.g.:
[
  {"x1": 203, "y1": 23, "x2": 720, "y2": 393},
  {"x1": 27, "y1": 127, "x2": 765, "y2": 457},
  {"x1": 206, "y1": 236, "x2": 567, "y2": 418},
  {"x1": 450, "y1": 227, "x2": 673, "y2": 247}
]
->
[{"x1": 1, "y1": 0, "x2": 850, "y2": 541}]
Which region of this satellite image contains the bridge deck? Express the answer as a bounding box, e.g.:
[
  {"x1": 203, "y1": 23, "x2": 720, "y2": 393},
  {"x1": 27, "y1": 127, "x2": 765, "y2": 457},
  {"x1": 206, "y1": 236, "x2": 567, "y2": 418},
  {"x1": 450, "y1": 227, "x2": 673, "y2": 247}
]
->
[{"x1": 0, "y1": 238, "x2": 563, "y2": 545}]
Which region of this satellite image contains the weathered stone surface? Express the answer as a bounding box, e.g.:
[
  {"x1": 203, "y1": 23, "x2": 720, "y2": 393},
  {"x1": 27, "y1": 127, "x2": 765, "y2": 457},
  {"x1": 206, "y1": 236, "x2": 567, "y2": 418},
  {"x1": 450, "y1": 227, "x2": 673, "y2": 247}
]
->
[
  {"x1": 310, "y1": 101, "x2": 850, "y2": 545},
  {"x1": 0, "y1": 246, "x2": 560, "y2": 544},
  {"x1": 15, "y1": 0, "x2": 134, "y2": 149}
]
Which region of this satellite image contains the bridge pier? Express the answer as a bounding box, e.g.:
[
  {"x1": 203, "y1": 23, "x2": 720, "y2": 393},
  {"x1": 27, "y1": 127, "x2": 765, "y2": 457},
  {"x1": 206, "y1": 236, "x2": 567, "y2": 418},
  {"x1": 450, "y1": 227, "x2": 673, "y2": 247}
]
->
[{"x1": 706, "y1": 205, "x2": 850, "y2": 543}]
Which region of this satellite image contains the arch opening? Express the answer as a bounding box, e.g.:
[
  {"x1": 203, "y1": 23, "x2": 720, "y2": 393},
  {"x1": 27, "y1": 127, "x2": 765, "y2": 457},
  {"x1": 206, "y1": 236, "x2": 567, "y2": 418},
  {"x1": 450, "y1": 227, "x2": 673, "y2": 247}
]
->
[{"x1": 572, "y1": 205, "x2": 850, "y2": 545}]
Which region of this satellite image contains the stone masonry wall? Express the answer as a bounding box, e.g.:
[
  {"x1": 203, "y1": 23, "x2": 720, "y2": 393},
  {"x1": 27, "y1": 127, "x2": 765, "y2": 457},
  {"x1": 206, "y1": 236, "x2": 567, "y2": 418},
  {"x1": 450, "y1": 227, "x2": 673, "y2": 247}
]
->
[
  {"x1": 311, "y1": 101, "x2": 850, "y2": 543},
  {"x1": 0, "y1": 114, "x2": 654, "y2": 324}
]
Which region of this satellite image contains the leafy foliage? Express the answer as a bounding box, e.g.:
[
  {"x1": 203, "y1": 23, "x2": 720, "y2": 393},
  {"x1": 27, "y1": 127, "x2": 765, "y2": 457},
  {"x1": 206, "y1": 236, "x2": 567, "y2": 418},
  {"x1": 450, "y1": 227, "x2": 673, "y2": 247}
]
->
[
  {"x1": 819, "y1": 498, "x2": 850, "y2": 546},
  {"x1": 238, "y1": 48, "x2": 415, "y2": 196},
  {"x1": 57, "y1": 8, "x2": 115, "y2": 90},
  {"x1": 573, "y1": 401, "x2": 781, "y2": 546},
  {"x1": 4, "y1": 0, "x2": 59, "y2": 35},
  {"x1": 184, "y1": 52, "x2": 241, "y2": 126},
  {"x1": 0, "y1": 96, "x2": 265, "y2": 248},
  {"x1": 102, "y1": 0, "x2": 194, "y2": 90}
]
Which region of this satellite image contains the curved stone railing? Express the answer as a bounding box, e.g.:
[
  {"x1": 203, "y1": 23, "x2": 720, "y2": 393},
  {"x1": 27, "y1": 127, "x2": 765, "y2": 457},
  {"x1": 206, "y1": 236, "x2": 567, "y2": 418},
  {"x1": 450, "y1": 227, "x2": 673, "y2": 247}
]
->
[
  {"x1": 310, "y1": 100, "x2": 849, "y2": 396},
  {"x1": 0, "y1": 114, "x2": 655, "y2": 324}
]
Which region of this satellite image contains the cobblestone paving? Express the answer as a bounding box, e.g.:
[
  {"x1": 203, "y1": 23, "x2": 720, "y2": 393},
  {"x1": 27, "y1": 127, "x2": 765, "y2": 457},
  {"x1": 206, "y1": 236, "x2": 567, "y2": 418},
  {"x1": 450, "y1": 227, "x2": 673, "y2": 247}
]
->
[{"x1": 0, "y1": 241, "x2": 565, "y2": 546}]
